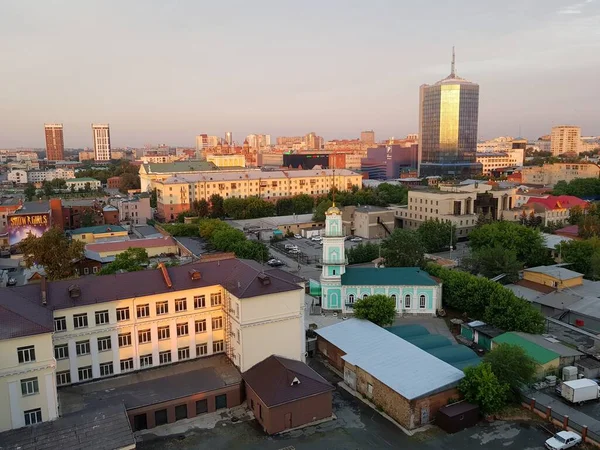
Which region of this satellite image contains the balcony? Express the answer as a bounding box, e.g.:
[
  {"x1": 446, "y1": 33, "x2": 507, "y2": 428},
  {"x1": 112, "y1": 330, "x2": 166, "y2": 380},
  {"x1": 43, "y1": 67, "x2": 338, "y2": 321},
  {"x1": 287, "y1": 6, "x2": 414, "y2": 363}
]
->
[{"x1": 321, "y1": 258, "x2": 349, "y2": 265}]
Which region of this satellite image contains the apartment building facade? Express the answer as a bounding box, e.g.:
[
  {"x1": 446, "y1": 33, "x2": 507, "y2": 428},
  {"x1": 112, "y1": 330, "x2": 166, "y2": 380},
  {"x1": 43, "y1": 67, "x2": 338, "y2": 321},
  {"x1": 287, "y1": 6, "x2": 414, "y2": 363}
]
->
[
  {"x1": 117, "y1": 195, "x2": 152, "y2": 225},
  {"x1": 551, "y1": 125, "x2": 581, "y2": 156},
  {"x1": 44, "y1": 124, "x2": 65, "y2": 161},
  {"x1": 520, "y1": 163, "x2": 600, "y2": 186},
  {"x1": 92, "y1": 124, "x2": 111, "y2": 161},
  {"x1": 476, "y1": 150, "x2": 524, "y2": 175},
  {"x1": 155, "y1": 169, "x2": 362, "y2": 222},
  {"x1": 0, "y1": 257, "x2": 305, "y2": 432}
]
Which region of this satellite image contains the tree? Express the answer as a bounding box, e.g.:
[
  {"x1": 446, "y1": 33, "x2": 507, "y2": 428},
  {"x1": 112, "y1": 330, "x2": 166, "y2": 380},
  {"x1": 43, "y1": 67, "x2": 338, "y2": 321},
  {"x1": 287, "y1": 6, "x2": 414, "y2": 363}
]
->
[
  {"x1": 313, "y1": 199, "x2": 333, "y2": 222},
  {"x1": 459, "y1": 363, "x2": 509, "y2": 415},
  {"x1": 18, "y1": 227, "x2": 84, "y2": 281},
  {"x1": 417, "y1": 219, "x2": 456, "y2": 253},
  {"x1": 70, "y1": 184, "x2": 76, "y2": 194},
  {"x1": 376, "y1": 183, "x2": 408, "y2": 204},
  {"x1": 209, "y1": 194, "x2": 225, "y2": 218},
  {"x1": 381, "y1": 229, "x2": 426, "y2": 267},
  {"x1": 347, "y1": 242, "x2": 380, "y2": 264},
  {"x1": 84, "y1": 182, "x2": 91, "y2": 192},
  {"x1": 463, "y1": 245, "x2": 523, "y2": 283},
  {"x1": 191, "y1": 199, "x2": 209, "y2": 217},
  {"x1": 80, "y1": 210, "x2": 95, "y2": 228},
  {"x1": 569, "y1": 205, "x2": 585, "y2": 225},
  {"x1": 484, "y1": 344, "x2": 537, "y2": 399},
  {"x1": 291, "y1": 194, "x2": 315, "y2": 214},
  {"x1": 150, "y1": 188, "x2": 157, "y2": 208},
  {"x1": 559, "y1": 237, "x2": 600, "y2": 280},
  {"x1": 42, "y1": 182, "x2": 54, "y2": 198},
  {"x1": 119, "y1": 173, "x2": 140, "y2": 194},
  {"x1": 276, "y1": 198, "x2": 294, "y2": 216},
  {"x1": 99, "y1": 247, "x2": 149, "y2": 275},
  {"x1": 353, "y1": 294, "x2": 397, "y2": 327},
  {"x1": 24, "y1": 183, "x2": 37, "y2": 201}
]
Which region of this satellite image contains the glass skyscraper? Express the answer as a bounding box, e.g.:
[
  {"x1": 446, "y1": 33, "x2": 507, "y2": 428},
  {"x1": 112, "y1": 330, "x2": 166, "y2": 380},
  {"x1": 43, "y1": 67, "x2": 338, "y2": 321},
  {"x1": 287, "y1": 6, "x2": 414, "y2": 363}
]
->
[{"x1": 418, "y1": 49, "x2": 481, "y2": 178}]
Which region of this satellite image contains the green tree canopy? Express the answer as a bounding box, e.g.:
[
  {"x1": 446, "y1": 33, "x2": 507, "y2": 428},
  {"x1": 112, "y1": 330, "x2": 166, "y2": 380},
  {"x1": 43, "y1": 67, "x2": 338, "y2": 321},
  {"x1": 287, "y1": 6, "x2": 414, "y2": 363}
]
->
[
  {"x1": 24, "y1": 183, "x2": 37, "y2": 201},
  {"x1": 417, "y1": 219, "x2": 456, "y2": 253},
  {"x1": 313, "y1": 199, "x2": 333, "y2": 222},
  {"x1": 347, "y1": 242, "x2": 380, "y2": 264},
  {"x1": 18, "y1": 227, "x2": 84, "y2": 280},
  {"x1": 463, "y1": 245, "x2": 523, "y2": 283},
  {"x1": 119, "y1": 172, "x2": 140, "y2": 193},
  {"x1": 291, "y1": 194, "x2": 315, "y2": 214},
  {"x1": 352, "y1": 294, "x2": 397, "y2": 327},
  {"x1": 484, "y1": 343, "x2": 537, "y2": 399},
  {"x1": 209, "y1": 194, "x2": 225, "y2": 218},
  {"x1": 559, "y1": 237, "x2": 600, "y2": 280},
  {"x1": 381, "y1": 229, "x2": 426, "y2": 267},
  {"x1": 552, "y1": 178, "x2": 600, "y2": 198},
  {"x1": 459, "y1": 362, "x2": 509, "y2": 414},
  {"x1": 275, "y1": 198, "x2": 294, "y2": 216},
  {"x1": 99, "y1": 248, "x2": 149, "y2": 275}
]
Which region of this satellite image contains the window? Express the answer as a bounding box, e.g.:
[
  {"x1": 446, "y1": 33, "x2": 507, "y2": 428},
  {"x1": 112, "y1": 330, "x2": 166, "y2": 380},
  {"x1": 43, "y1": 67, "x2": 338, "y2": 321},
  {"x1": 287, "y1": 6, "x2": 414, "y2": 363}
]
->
[
  {"x1": 212, "y1": 317, "x2": 223, "y2": 330},
  {"x1": 404, "y1": 295, "x2": 411, "y2": 308},
  {"x1": 84, "y1": 267, "x2": 89, "y2": 275},
  {"x1": 95, "y1": 310, "x2": 109, "y2": 325},
  {"x1": 159, "y1": 351, "x2": 172, "y2": 364},
  {"x1": 196, "y1": 343, "x2": 207, "y2": 356},
  {"x1": 195, "y1": 319, "x2": 206, "y2": 333},
  {"x1": 93, "y1": 266, "x2": 98, "y2": 274},
  {"x1": 78, "y1": 366, "x2": 92, "y2": 381},
  {"x1": 155, "y1": 409, "x2": 168, "y2": 426},
  {"x1": 178, "y1": 347, "x2": 190, "y2": 360},
  {"x1": 97, "y1": 336, "x2": 111, "y2": 352},
  {"x1": 118, "y1": 333, "x2": 132, "y2": 347},
  {"x1": 120, "y1": 358, "x2": 134, "y2": 372},
  {"x1": 175, "y1": 298, "x2": 187, "y2": 312},
  {"x1": 215, "y1": 394, "x2": 227, "y2": 410},
  {"x1": 210, "y1": 292, "x2": 222, "y2": 306},
  {"x1": 196, "y1": 399, "x2": 208, "y2": 415},
  {"x1": 420, "y1": 295, "x2": 426, "y2": 309},
  {"x1": 363, "y1": 294, "x2": 368, "y2": 300},
  {"x1": 177, "y1": 322, "x2": 189, "y2": 336},
  {"x1": 138, "y1": 329, "x2": 151, "y2": 344},
  {"x1": 158, "y1": 326, "x2": 170, "y2": 340},
  {"x1": 237, "y1": 329, "x2": 240, "y2": 344},
  {"x1": 140, "y1": 354, "x2": 153, "y2": 368},
  {"x1": 156, "y1": 301, "x2": 169, "y2": 315},
  {"x1": 213, "y1": 340, "x2": 224, "y2": 353},
  {"x1": 235, "y1": 303, "x2": 240, "y2": 318},
  {"x1": 348, "y1": 294, "x2": 355, "y2": 304},
  {"x1": 56, "y1": 371, "x2": 71, "y2": 386},
  {"x1": 54, "y1": 317, "x2": 67, "y2": 332},
  {"x1": 391, "y1": 294, "x2": 397, "y2": 304},
  {"x1": 116, "y1": 307, "x2": 130, "y2": 321},
  {"x1": 54, "y1": 344, "x2": 69, "y2": 360},
  {"x1": 76, "y1": 340, "x2": 90, "y2": 356},
  {"x1": 137, "y1": 304, "x2": 150, "y2": 318},
  {"x1": 259, "y1": 404, "x2": 263, "y2": 420},
  {"x1": 21, "y1": 377, "x2": 39, "y2": 396},
  {"x1": 175, "y1": 404, "x2": 188, "y2": 421},
  {"x1": 17, "y1": 346, "x2": 36, "y2": 363},
  {"x1": 100, "y1": 362, "x2": 114, "y2": 377},
  {"x1": 73, "y1": 313, "x2": 88, "y2": 329},
  {"x1": 194, "y1": 295, "x2": 206, "y2": 309},
  {"x1": 24, "y1": 409, "x2": 42, "y2": 426}
]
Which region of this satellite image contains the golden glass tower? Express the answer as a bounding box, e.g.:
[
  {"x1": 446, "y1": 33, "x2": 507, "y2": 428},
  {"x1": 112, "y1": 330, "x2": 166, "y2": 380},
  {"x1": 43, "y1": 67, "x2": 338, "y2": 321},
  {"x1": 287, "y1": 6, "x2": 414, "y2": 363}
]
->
[{"x1": 418, "y1": 49, "x2": 481, "y2": 177}]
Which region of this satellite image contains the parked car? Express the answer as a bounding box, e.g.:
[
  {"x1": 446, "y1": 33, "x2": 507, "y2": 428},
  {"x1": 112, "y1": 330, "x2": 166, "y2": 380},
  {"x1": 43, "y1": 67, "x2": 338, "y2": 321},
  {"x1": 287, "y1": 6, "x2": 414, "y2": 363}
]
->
[
  {"x1": 288, "y1": 248, "x2": 300, "y2": 255},
  {"x1": 350, "y1": 237, "x2": 363, "y2": 242},
  {"x1": 294, "y1": 234, "x2": 302, "y2": 239},
  {"x1": 267, "y1": 259, "x2": 284, "y2": 267},
  {"x1": 545, "y1": 430, "x2": 581, "y2": 449},
  {"x1": 310, "y1": 236, "x2": 322, "y2": 241},
  {"x1": 284, "y1": 244, "x2": 298, "y2": 251}
]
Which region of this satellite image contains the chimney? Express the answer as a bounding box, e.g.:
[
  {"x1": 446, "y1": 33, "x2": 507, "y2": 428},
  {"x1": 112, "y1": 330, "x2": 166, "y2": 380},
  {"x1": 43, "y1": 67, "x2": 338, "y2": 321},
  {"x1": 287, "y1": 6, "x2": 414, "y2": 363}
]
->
[
  {"x1": 257, "y1": 274, "x2": 271, "y2": 286},
  {"x1": 68, "y1": 284, "x2": 81, "y2": 299},
  {"x1": 158, "y1": 262, "x2": 173, "y2": 288},
  {"x1": 41, "y1": 277, "x2": 47, "y2": 306},
  {"x1": 188, "y1": 269, "x2": 201, "y2": 280}
]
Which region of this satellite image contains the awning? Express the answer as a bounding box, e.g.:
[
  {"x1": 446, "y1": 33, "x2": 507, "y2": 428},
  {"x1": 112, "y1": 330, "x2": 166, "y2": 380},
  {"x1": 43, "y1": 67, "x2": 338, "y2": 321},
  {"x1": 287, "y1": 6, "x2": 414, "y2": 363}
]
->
[{"x1": 309, "y1": 279, "x2": 321, "y2": 296}]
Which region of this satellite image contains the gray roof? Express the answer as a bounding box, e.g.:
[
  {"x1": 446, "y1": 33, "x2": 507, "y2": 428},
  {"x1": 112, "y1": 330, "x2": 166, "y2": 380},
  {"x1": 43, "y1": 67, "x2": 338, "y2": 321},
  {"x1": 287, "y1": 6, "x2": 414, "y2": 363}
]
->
[
  {"x1": 512, "y1": 332, "x2": 583, "y2": 358},
  {"x1": 568, "y1": 297, "x2": 600, "y2": 320},
  {"x1": 315, "y1": 319, "x2": 464, "y2": 400},
  {"x1": 525, "y1": 265, "x2": 583, "y2": 280},
  {"x1": 542, "y1": 233, "x2": 573, "y2": 250},
  {"x1": 11, "y1": 201, "x2": 50, "y2": 215},
  {"x1": 133, "y1": 225, "x2": 162, "y2": 238},
  {"x1": 354, "y1": 205, "x2": 390, "y2": 213},
  {"x1": 576, "y1": 358, "x2": 600, "y2": 369},
  {"x1": 528, "y1": 291, "x2": 583, "y2": 310},
  {"x1": 0, "y1": 285, "x2": 53, "y2": 340},
  {"x1": 230, "y1": 213, "x2": 316, "y2": 230},
  {"x1": 0, "y1": 403, "x2": 134, "y2": 450}
]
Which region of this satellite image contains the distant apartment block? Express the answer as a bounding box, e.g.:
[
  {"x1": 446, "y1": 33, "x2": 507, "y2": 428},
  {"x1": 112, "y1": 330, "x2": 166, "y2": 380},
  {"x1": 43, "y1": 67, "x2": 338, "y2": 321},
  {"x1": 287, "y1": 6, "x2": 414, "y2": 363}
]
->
[
  {"x1": 206, "y1": 154, "x2": 246, "y2": 168},
  {"x1": 520, "y1": 163, "x2": 600, "y2": 186},
  {"x1": 360, "y1": 130, "x2": 375, "y2": 146},
  {"x1": 551, "y1": 126, "x2": 581, "y2": 156},
  {"x1": 7, "y1": 168, "x2": 75, "y2": 185},
  {"x1": 117, "y1": 195, "x2": 152, "y2": 225},
  {"x1": 44, "y1": 124, "x2": 64, "y2": 161},
  {"x1": 65, "y1": 177, "x2": 102, "y2": 191},
  {"x1": 476, "y1": 150, "x2": 524, "y2": 175},
  {"x1": 92, "y1": 124, "x2": 111, "y2": 161}
]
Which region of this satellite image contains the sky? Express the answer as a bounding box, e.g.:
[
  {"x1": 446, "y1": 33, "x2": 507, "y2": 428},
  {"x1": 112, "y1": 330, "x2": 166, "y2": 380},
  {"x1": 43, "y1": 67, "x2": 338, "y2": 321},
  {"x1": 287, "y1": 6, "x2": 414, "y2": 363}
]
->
[{"x1": 1, "y1": 0, "x2": 599, "y2": 148}]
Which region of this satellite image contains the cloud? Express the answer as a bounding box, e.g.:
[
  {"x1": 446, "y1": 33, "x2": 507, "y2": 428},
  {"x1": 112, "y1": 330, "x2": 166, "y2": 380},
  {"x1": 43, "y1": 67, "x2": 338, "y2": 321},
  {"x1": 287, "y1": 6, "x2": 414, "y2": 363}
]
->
[{"x1": 557, "y1": 0, "x2": 594, "y2": 14}]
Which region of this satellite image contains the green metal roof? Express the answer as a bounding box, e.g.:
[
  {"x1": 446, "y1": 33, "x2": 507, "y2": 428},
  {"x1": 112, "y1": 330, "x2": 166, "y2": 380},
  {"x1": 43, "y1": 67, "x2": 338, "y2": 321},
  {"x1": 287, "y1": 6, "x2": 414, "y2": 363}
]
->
[
  {"x1": 386, "y1": 324, "x2": 430, "y2": 339},
  {"x1": 405, "y1": 334, "x2": 453, "y2": 351},
  {"x1": 341, "y1": 267, "x2": 439, "y2": 286},
  {"x1": 492, "y1": 332, "x2": 561, "y2": 365},
  {"x1": 428, "y1": 346, "x2": 480, "y2": 364},
  {"x1": 309, "y1": 279, "x2": 322, "y2": 296},
  {"x1": 144, "y1": 161, "x2": 218, "y2": 173},
  {"x1": 70, "y1": 225, "x2": 127, "y2": 235},
  {"x1": 66, "y1": 177, "x2": 100, "y2": 182}
]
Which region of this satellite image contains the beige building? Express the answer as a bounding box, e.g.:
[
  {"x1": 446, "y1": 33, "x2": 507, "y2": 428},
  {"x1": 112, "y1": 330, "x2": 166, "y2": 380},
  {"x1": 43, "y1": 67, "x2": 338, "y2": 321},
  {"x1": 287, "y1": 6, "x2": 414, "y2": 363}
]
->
[
  {"x1": 0, "y1": 257, "x2": 305, "y2": 432},
  {"x1": 551, "y1": 126, "x2": 581, "y2": 156},
  {"x1": 206, "y1": 154, "x2": 246, "y2": 168},
  {"x1": 117, "y1": 194, "x2": 152, "y2": 225},
  {"x1": 520, "y1": 162, "x2": 600, "y2": 186},
  {"x1": 476, "y1": 150, "x2": 524, "y2": 175},
  {"x1": 342, "y1": 205, "x2": 395, "y2": 239},
  {"x1": 139, "y1": 161, "x2": 222, "y2": 192}
]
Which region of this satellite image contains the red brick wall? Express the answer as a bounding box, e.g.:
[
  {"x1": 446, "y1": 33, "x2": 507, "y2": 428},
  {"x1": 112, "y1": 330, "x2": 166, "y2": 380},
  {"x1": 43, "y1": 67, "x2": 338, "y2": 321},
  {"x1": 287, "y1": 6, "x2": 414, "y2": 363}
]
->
[{"x1": 316, "y1": 336, "x2": 346, "y2": 372}]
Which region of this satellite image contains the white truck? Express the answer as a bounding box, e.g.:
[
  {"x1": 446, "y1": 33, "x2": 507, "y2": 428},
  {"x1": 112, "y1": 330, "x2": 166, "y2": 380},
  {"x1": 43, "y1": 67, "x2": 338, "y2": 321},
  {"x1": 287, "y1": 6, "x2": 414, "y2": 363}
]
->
[{"x1": 561, "y1": 379, "x2": 600, "y2": 405}]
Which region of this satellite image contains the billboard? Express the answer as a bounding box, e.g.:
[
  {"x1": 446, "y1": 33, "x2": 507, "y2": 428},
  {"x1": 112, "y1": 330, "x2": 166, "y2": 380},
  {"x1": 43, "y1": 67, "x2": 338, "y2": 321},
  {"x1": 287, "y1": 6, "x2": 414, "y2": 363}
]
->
[{"x1": 8, "y1": 213, "x2": 51, "y2": 246}]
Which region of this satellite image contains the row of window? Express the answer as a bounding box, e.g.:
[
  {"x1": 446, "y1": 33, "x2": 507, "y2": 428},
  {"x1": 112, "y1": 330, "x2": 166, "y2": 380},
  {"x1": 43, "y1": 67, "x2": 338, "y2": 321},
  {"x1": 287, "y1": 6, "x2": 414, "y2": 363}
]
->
[
  {"x1": 347, "y1": 294, "x2": 428, "y2": 309},
  {"x1": 55, "y1": 341, "x2": 224, "y2": 386},
  {"x1": 53, "y1": 293, "x2": 223, "y2": 332}
]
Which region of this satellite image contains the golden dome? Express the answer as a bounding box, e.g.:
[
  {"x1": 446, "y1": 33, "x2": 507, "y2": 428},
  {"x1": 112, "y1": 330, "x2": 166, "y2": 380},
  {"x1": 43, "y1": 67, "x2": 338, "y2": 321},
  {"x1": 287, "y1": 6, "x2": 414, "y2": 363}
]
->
[{"x1": 325, "y1": 203, "x2": 341, "y2": 215}]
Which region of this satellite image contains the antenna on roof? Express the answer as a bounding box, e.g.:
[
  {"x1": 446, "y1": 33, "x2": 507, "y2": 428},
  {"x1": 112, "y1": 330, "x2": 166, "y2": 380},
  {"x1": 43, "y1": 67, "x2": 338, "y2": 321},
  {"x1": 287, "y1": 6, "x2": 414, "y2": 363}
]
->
[{"x1": 450, "y1": 46, "x2": 456, "y2": 77}]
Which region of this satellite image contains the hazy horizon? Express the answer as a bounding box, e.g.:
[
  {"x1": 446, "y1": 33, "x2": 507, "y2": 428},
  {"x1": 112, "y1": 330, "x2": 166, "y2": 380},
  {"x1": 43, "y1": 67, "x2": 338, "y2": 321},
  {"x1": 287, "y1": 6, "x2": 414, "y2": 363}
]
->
[{"x1": 1, "y1": 0, "x2": 599, "y2": 148}]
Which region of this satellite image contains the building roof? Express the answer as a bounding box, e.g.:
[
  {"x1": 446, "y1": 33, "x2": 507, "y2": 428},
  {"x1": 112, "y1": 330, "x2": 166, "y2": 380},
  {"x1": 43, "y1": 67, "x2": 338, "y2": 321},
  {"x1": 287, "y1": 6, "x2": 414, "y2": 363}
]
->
[
  {"x1": 576, "y1": 358, "x2": 600, "y2": 370},
  {"x1": 133, "y1": 225, "x2": 162, "y2": 238},
  {"x1": 492, "y1": 332, "x2": 561, "y2": 365},
  {"x1": 354, "y1": 205, "x2": 390, "y2": 213},
  {"x1": 471, "y1": 323, "x2": 504, "y2": 338},
  {"x1": 0, "y1": 403, "x2": 134, "y2": 450},
  {"x1": 341, "y1": 267, "x2": 439, "y2": 287},
  {"x1": 242, "y1": 355, "x2": 334, "y2": 408},
  {"x1": 568, "y1": 296, "x2": 600, "y2": 320},
  {"x1": 65, "y1": 177, "x2": 100, "y2": 182},
  {"x1": 525, "y1": 265, "x2": 583, "y2": 281},
  {"x1": 512, "y1": 332, "x2": 583, "y2": 358},
  {"x1": 86, "y1": 236, "x2": 177, "y2": 253},
  {"x1": 142, "y1": 161, "x2": 218, "y2": 173},
  {"x1": 69, "y1": 224, "x2": 127, "y2": 235},
  {"x1": 316, "y1": 319, "x2": 464, "y2": 400},
  {"x1": 11, "y1": 201, "x2": 50, "y2": 215},
  {"x1": 0, "y1": 285, "x2": 53, "y2": 340},
  {"x1": 542, "y1": 233, "x2": 573, "y2": 250},
  {"x1": 526, "y1": 195, "x2": 587, "y2": 210},
  {"x1": 555, "y1": 224, "x2": 580, "y2": 236}
]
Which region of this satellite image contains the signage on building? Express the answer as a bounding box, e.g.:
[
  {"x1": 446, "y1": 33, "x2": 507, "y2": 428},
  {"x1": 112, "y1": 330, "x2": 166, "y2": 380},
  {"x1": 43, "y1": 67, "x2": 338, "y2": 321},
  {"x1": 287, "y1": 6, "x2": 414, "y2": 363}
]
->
[{"x1": 7, "y1": 213, "x2": 51, "y2": 246}]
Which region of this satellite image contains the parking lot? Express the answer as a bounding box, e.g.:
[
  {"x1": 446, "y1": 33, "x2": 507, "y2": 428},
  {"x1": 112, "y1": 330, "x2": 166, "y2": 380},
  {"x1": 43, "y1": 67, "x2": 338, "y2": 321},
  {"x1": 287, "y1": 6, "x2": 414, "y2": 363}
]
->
[{"x1": 273, "y1": 235, "x2": 372, "y2": 263}]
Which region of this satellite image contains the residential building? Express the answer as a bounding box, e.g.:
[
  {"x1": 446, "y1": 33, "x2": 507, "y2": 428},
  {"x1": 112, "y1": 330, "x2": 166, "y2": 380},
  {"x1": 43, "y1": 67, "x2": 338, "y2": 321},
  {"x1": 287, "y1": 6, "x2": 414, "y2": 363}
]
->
[
  {"x1": 243, "y1": 355, "x2": 334, "y2": 435},
  {"x1": 79, "y1": 150, "x2": 124, "y2": 162},
  {"x1": 195, "y1": 134, "x2": 219, "y2": 159},
  {"x1": 319, "y1": 205, "x2": 441, "y2": 313},
  {"x1": 44, "y1": 124, "x2": 64, "y2": 161},
  {"x1": 536, "y1": 135, "x2": 552, "y2": 153},
  {"x1": 246, "y1": 134, "x2": 271, "y2": 151},
  {"x1": 316, "y1": 319, "x2": 464, "y2": 430},
  {"x1": 225, "y1": 132, "x2": 233, "y2": 146},
  {"x1": 117, "y1": 194, "x2": 152, "y2": 225},
  {"x1": 523, "y1": 195, "x2": 587, "y2": 227},
  {"x1": 305, "y1": 132, "x2": 322, "y2": 150},
  {"x1": 92, "y1": 124, "x2": 111, "y2": 161},
  {"x1": 360, "y1": 130, "x2": 375, "y2": 146},
  {"x1": 138, "y1": 161, "x2": 219, "y2": 192},
  {"x1": 418, "y1": 49, "x2": 481, "y2": 177},
  {"x1": 26, "y1": 168, "x2": 75, "y2": 184},
  {"x1": 84, "y1": 236, "x2": 179, "y2": 263},
  {"x1": 65, "y1": 177, "x2": 102, "y2": 191},
  {"x1": 342, "y1": 205, "x2": 394, "y2": 239},
  {"x1": 0, "y1": 197, "x2": 21, "y2": 234},
  {"x1": 551, "y1": 125, "x2": 581, "y2": 156},
  {"x1": 69, "y1": 224, "x2": 129, "y2": 244},
  {"x1": 107, "y1": 176, "x2": 122, "y2": 189},
  {"x1": 6, "y1": 170, "x2": 28, "y2": 184},
  {"x1": 361, "y1": 145, "x2": 418, "y2": 180},
  {"x1": 139, "y1": 154, "x2": 181, "y2": 164},
  {"x1": 476, "y1": 150, "x2": 524, "y2": 175},
  {"x1": 520, "y1": 163, "x2": 600, "y2": 186},
  {"x1": 206, "y1": 154, "x2": 246, "y2": 168},
  {"x1": 102, "y1": 205, "x2": 119, "y2": 225},
  {"x1": 154, "y1": 169, "x2": 362, "y2": 222}
]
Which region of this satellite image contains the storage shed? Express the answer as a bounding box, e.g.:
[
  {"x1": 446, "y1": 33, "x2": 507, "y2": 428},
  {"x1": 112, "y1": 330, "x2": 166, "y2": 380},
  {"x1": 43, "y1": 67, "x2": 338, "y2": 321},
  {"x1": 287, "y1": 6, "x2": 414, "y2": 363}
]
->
[
  {"x1": 492, "y1": 332, "x2": 561, "y2": 379},
  {"x1": 436, "y1": 402, "x2": 480, "y2": 434}
]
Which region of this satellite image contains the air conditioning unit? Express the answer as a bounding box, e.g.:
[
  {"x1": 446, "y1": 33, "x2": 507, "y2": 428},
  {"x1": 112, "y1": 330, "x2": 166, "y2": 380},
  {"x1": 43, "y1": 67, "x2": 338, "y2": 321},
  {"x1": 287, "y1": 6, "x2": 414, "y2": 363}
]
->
[{"x1": 563, "y1": 366, "x2": 578, "y2": 381}]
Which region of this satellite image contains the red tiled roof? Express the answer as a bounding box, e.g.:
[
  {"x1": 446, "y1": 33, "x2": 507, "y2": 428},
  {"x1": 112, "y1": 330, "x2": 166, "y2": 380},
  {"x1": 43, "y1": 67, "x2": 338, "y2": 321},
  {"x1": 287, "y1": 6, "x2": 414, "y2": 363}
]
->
[
  {"x1": 555, "y1": 224, "x2": 580, "y2": 236},
  {"x1": 86, "y1": 236, "x2": 176, "y2": 253},
  {"x1": 526, "y1": 195, "x2": 587, "y2": 210}
]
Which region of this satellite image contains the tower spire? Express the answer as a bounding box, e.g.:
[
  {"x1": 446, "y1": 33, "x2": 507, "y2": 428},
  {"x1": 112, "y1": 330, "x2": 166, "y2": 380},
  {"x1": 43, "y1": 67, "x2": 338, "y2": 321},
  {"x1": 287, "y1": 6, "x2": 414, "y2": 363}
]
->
[{"x1": 450, "y1": 46, "x2": 456, "y2": 77}]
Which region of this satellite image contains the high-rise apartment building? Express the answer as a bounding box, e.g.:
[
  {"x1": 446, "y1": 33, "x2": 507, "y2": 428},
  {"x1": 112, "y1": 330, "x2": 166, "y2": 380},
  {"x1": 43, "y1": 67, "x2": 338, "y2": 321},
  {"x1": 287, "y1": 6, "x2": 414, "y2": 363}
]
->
[
  {"x1": 225, "y1": 132, "x2": 233, "y2": 146},
  {"x1": 245, "y1": 134, "x2": 271, "y2": 150},
  {"x1": 44, "y1": 124, "x2": 64, "y2": 161},
  {"x1": 360, "y1": 130, "x2": 375, "y2": 146},
  {"x1": 195, "y1": 134, "x2": 219, "y2": 159},
  {"x1": 305, "y1": 132, "x2": 321, "y2": 150},
  {"x1": 418, "y1": 49, "x2": 481, "y2": 177},
  {"x1": 551, "y1": 125, "x2": 581, "y2": 156},
  {"x1": 91, "y1": 124, "x2": 111, "y2": 161}
]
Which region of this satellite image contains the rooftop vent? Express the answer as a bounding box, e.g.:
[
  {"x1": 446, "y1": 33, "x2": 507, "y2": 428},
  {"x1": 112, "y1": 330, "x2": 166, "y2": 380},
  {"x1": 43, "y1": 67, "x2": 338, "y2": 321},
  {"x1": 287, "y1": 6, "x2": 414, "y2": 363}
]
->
[
  {"x1": 68, "y1": 284, "x2": 81, "y2": 299},
  {"x1": 188, "y1": 269, "x2": 201, "y2": 280},
  {"x1": 257, "y1": 274, "x2": 271, "y2": 286},
  {"x1": 291, "y1": 376, "x2": 301, "y2": 386}
]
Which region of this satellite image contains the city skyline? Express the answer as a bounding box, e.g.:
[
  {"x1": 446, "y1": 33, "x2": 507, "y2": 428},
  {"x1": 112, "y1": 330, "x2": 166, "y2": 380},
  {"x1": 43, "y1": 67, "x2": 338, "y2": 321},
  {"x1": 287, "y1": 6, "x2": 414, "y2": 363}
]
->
[{"x1": 1, "y1": 0, "x2": 599, "y2": 148}]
